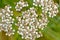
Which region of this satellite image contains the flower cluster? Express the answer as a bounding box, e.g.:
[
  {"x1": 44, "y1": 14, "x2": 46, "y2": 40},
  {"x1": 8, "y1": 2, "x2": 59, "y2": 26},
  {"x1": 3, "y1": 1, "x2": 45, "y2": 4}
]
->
[
  {"x1": 0, "y1": 0, "x2": 59, "y2": 40},
  {"x1": 33, "y1": 0, "x2": 59, "y2": 18},
  {"x1": 33, "y1": 0, "x2": 41, "y2": 7},
  {"x1": 15, "y1": 0, "x2": 28, "y2": 11},
  {"x1": 16, "y1": 7, "x2": 48, "y2": 40},
  {"x1": 0, "y1": 6, "x2": 15, "y2": 36}
]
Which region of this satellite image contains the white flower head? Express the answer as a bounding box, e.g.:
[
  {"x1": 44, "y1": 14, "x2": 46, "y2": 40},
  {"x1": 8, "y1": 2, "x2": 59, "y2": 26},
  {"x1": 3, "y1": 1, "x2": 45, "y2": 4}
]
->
[{"x1": 0, "y1": 5, "x2": 15, "y2": 36}]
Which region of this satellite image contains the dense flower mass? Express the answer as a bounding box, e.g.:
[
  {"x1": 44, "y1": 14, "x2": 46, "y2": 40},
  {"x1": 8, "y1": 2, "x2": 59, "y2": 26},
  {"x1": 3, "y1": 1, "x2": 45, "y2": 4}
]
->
[
  {"x1": 33, "y1": 0, "x2": 59, "y2": 18},
  {"x1": 0, "y1": 6, "x2": 15, "y2": 36},
  {"x1": 0, "y1": 0, "x2": 59, "y2": 40},
  {"x1": 15, "y1": 0, "x2": 58, "y2": 40},
  {"x1": 16, "y1": 7, "x2": 48, "y2": 40},
  {"x1": 15, "y1": 0, "x2": 28, "y2": 11}
]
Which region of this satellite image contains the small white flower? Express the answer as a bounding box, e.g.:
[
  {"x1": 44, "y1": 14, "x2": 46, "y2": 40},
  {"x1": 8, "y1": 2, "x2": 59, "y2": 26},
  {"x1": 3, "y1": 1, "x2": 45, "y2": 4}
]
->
[
  {"x1": 16, "y1": 7, "x2": 48, "y2": 40},
  {"x1": 15, "y1": 0, "x2": 28, "y2": 11},
  {"x1": 0, "y1": 5, "x2": 15, "y2": 36}
]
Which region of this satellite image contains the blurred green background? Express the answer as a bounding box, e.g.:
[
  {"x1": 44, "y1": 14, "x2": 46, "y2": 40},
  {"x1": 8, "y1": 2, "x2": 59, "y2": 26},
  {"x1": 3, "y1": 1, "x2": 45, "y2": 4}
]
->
[{"x1": 0, "y1": 0, "x2": 60, "y2": 40}]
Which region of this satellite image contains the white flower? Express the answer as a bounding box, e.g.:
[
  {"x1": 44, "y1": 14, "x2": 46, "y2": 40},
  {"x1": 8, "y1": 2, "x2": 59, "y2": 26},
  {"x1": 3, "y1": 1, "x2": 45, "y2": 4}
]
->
[
  {"x1": 15, "y1": 0, "x2": 28, "y2": 11},
  {"x1": 0, "y1": 5, "x2": 15, "y2": 36},
  {"x1": 16, "y1": 7, "x2": 48, "y2": 40},
  {"x1": 33, "y1": 0, "x2": 58, "y2": 18}
]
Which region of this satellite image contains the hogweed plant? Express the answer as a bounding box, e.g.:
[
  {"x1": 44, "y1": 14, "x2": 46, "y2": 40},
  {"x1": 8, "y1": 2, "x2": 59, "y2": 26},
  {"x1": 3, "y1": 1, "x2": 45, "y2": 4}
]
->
[{"x1": 0, "y1": 0, "x2": 59, "y2": 40}]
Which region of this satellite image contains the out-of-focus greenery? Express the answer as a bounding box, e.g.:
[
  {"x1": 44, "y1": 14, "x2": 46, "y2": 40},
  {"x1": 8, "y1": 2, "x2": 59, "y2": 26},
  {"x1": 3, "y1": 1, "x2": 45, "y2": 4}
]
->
[{"x1": 0, "y1": 0, "x2": 60, "y2": 40}]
